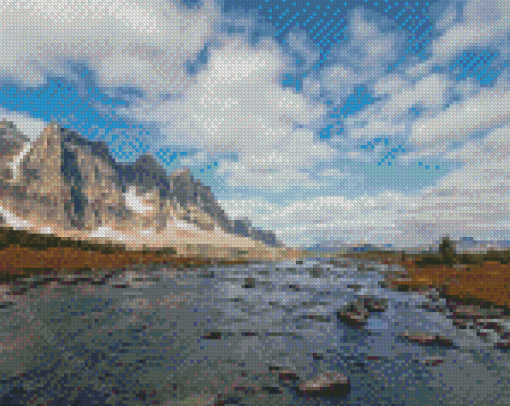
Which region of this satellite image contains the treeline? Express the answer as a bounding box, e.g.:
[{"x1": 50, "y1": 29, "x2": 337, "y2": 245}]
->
[
  {"x1": 413, "y1": 236, "x2": 510, "y2": 267},
  {"x1": 343, "y1": 236, "x2": 510, "y2": 267}
]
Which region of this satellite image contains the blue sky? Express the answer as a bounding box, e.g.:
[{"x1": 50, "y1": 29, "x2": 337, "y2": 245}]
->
[{"x1": 0, "y1": 0, "x2": 509, "y2": 247}]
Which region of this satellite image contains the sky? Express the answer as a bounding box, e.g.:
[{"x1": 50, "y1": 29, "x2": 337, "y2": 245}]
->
[{"x1": 0, "y1": 0, "x2": 509, "y2": 248}]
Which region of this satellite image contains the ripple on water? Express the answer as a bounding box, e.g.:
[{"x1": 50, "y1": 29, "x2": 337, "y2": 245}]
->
[{"x1": 1, "y1": 261, "x2": 510, "y2": 405}]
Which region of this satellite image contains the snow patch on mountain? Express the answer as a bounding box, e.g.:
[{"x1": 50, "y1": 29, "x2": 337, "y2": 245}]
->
[
  {"x1": 0, "y1": 206, "x2": 34, "y2": 230},
  {"x1": 123, "y1": 186, "x2": 154, "y2": 214},
  {"x1": 171, "y1": 219, "x2": 201, "y2": 232},
  {"x1": 88, "y1": 226, "x2": 131, "y2": 241},
  {"x1": 8, "y1": 141, "x2": 32, "y2": 180}
]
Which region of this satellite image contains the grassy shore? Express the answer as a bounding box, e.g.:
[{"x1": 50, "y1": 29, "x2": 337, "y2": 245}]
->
[
  {"x1": 339, "y1": 250, "x2": 510, "y2": 310},
  {"x1": 0, "y1": 226, "x2": 296, "y2": 280},
  {"x1": 5, "y1": 227, "x2": 507, "y2": 312}
]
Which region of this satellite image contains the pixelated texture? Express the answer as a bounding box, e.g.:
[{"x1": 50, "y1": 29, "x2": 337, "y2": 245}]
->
[{"x1": 0, "y1": 0, "x2": 510, "y2": 405}]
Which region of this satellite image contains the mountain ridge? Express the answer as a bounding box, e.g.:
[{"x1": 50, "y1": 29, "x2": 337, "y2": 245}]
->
[{"x1": 0, "y1": 120, "x2": 283, "y2": 253}]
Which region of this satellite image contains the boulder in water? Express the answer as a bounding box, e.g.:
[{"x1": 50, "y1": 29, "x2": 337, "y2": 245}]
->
[
  {"x1": 337, "y1": 295, "x2": 388, "y2": 326},
  {"x1": 268, "y1": 367, "x2": 300, "y2": 388},
  {"x1": 496, "y1": 339, "x2": 510, "y2": 349},
  {"x1": 399, "y1": 331, "x2": 454, "y2": 346},
  {"x1": 298, "y1": 372, "x2": 350, "y2": 397},
  {"x1": 337, "y1": 305, "x2": 369, "y2": 326},
  {"x1": 243, "y1": 277, "x2": 256, "y2": 288},
  {"x1": 423, "y1": 357, "x2": 444, "y2": 367},
  {"x1": 358, "y1": 296, "x2": 388, "y2": 312}
]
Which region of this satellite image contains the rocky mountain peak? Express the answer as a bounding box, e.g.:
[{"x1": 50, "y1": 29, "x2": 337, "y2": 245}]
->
[
  {"x1": 0, "y1": 119, "x2": 29, "y2": 141},
  {"x1": 170, "y1": 167, "x2": 192, "y2": 180},
  {"x1": 0, "y1": 121, "x2": 282, "y2": 247},
  {"x1": 133, "y1": 154, "x2": 170, "y2": 182},
  {"x1": 0, "y1": 120, "x2": 31, "y2": 179},
  {"x1": 136, "y1": 153, "x2": 160, "y2": 165}
]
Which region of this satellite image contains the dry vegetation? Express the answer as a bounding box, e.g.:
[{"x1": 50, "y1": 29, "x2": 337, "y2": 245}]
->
[
  {"x1": 0, "y1": 226, "x2": 290, "y2": 280},
  {"x1": 341, "y1": 237, "x2": 510, "y2": 309}
]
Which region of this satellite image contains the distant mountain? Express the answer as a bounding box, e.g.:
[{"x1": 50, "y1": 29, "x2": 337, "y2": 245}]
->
[
  {"x1": 308, "y1": 236, "x2": 510, "y2": 253},
  {"x1": 308, "y1": 239, "x2": 352, "y2": 251},
  {"x1": 0, "y1": 121, "x2": 283, "y2": 251}
]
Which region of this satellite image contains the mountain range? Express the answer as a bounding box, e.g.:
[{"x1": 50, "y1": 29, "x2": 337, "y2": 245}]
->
[
  {"x1": 309, "y1": 237, "x2": 510, "y2": 253},
  {"x1": 0, "y1": 120, "x2": 282, "y2": 255}
]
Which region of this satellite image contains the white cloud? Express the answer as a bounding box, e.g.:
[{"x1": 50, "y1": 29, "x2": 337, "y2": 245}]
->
[
  {"x1": 145, "y1": 37, "x2": 324, "y2": 153},
  {"x1": 263, "y1": 177, "x2": 509, "y2": 247},
  {"x1": 0, "y1": 0, "x2": 220, "y2": 99},
  {"x1": 134, "y1": 36, "x2": 336, "y2": 190},
  {"x1": 217, "y1": 198, "x2": 278, "y2": 220},
  {"x1": 260, "y1": 194, "x2": 401, "y2": 247},
  {"x1": 179, "y1": 151, "x2": 208, "y2": 165},
  {"x1": 335, "y1": 36, "x2": 510, "y2": 163},
  {"x1": 221, "y1": 119, "x2": 510, "y2": 247},
  {"x1": 410, "y1": 86, "x2": 510, "y2": 146},
  {"x1": 406, "y1": 0, "x2": 510, "y2": 79},
  {"x1": 433, "y1": 1, "x2": 461, "y2": 32},
  {"x1": 372, "y1": 73, "x2": 407, "y2": 98},
  {"x1": 389, "y1": 74, "x2": 454, "y2": 117},
  {"x1": 317, "y1": 169, "x2": 346, "y2": 178},
  {"x1": 339, "y1": 73, "x2": 453, "y2": 147},
  {"x1": 216, "y1": 129, "x2": 337, "y2": 190},
  {"x1": 262, "y1": 121, "x2": 510, "y2": 247},
  {"x1": 285, "y1": 30, "x2": 321, "y2": 72},
  {"x1": 316, "y1": 8, "x2": 404, "y2": 106}
]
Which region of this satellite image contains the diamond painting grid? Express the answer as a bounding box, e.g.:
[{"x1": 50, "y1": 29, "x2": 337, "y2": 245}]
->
[{"x1": 0, "y1": 0, "x2": 510, "y2": 404}]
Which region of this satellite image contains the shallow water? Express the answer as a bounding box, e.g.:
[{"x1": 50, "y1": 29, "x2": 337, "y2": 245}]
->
[{"x1": 1, "y1": 259, "x2": 509, "y2": 405}]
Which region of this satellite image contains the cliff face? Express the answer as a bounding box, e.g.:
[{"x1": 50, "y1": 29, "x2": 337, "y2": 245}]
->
[
  {"x1": 233, "y1": 217, "x2": 283, "y2": 247},
  {"x1": 168, "y1": 168, "x2": 235, "y2": 233},
  {"x1": 0, "y1": 120, "x2": 30, "y2": 179},
  {"x1": 117, "y1": 155, "x2": 233, "y2": 232},
  {"x1": 0, "y1": 120, "x2": 283, "y2": 251},
  {"x1": 16, "y1": 123, "x2": 132, "y2": 231}
]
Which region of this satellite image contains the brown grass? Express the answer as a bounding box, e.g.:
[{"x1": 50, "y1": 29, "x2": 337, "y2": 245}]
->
[
  {"x1": 0, "y1": 245, "x2": 281, "y2": 280},
  {"x1": 0, "y1": 225, "x2": 292, "y2": 280},
  {"x1": 0, "y1": 245, "x2": 204, "y2": 272},
  {"x1": 331, "y1": 250, "x2": 510, "y2": 309},
  {"x1": 388, "y1": 261, "x2": 510, "y2": 308}
]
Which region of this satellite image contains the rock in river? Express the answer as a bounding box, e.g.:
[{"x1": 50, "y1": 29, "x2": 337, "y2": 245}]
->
[
  {"x1": 299, "y1": 372, "x2": 350, "y2": 397},
  {"x1": 202, "y1": 332, "x2": 222, "y2": 340},
  {"x1": 359, "y1": 296, "x2": 388, "y2": 312},
  {"x1": 337, "y1": 306, "x2": 370, "y2": 326},
  {"x1": 243, "y1": 277, "x2": 256, "y2": 288},
  {"x1": 337, "y1": 295, "x2": 388, "y2": 326},
  {"x1": 399, "y1": 331, "x2": 454, "y2": 347},
  {"x1": 268, "y1": 367, "x2": 300, "y2": 388}
]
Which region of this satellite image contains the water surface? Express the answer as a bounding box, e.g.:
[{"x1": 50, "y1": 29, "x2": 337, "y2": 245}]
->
[{"x1": 1, "y1": 259, "x2": 509, "y2": 405}]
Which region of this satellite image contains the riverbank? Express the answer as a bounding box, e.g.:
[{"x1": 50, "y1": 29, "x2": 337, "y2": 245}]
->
[
  {"x1": 338, "y1": 251, "x2": 509, "y2": 308},
  {"x1": 336, "y1": 250, "x2": 510, "y2": 348},
  {"x1": 0, "y1": 226, "x2": 297, "y2": 280},
  {"x1": 2, "y1": 257, "x2": 510, "y2": 404}
]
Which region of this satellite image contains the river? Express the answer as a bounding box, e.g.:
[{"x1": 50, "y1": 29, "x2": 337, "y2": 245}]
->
[{"x1": 1, "y1": 258, "x2": 509, "y2": 405}]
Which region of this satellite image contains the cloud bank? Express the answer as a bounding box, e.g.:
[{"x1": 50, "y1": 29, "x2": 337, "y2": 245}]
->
[{"x1": 1, "y1": 0, "x2": 509, "y2": 248}]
